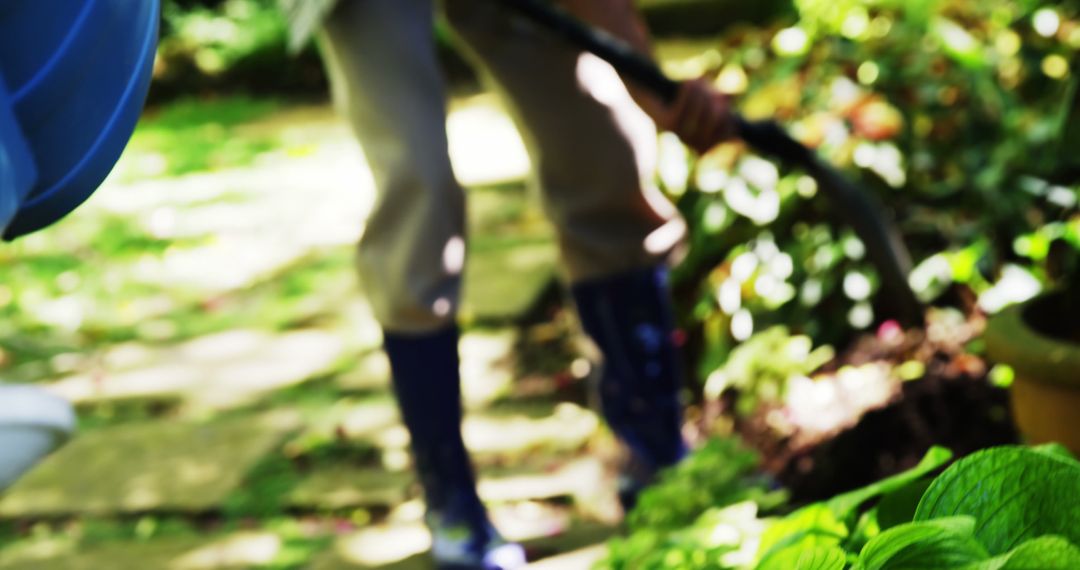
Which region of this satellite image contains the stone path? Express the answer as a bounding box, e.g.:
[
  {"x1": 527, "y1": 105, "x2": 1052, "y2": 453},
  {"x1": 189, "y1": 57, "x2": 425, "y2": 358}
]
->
[
  {"x1": 0, "y1": 412, "x2": 302, "y2": 518},
  {"x1": 0, "y1": 96, "x2": 619, "y2": 569},
  {"x1": 44, "y1": 329, "x2": 346, "y2": 411},
  {"x1": 309, "y1": 520, "x2": 615, "y2": 570}
]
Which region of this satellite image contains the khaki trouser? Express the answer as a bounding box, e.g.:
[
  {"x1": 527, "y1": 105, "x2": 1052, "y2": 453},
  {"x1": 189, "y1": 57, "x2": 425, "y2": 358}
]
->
[{"x1": 319, "y1": 0, "x2": 685, "y2": 333}]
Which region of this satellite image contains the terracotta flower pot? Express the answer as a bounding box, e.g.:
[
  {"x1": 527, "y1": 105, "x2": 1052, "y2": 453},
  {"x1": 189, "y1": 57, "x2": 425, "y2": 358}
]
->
[{"x1": 985, "y1": 291, "x2": 1080, "y2": 455}]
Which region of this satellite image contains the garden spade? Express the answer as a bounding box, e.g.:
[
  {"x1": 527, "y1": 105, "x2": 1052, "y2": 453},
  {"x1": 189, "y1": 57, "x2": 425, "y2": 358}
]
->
[{"x1": 499, "y1": 0, "x2": 924, "y2": 328}]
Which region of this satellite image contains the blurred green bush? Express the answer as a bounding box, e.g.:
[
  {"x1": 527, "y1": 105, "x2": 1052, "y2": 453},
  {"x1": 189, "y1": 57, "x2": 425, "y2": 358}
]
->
[
  {"x1": 665, "y1": 0, "x2": 1080, "y2": 387},
  {"x1": 153, "y1": 0, "x2": 326, "y2": 101},
  {"x1": 150, "y1": 0, "x2": 793, "y2": 101}
]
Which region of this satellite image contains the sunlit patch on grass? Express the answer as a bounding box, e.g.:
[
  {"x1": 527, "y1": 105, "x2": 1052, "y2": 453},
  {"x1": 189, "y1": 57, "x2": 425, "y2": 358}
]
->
[
  {"x1": 172, "y1": 531, "x2": 282, "y2": 569},
  {"x1": 116, "y1": 96, "x2": 283, "y2": 181},
  {"x1": 331, "y1": 523, "x2": 431, "y2": 567}
]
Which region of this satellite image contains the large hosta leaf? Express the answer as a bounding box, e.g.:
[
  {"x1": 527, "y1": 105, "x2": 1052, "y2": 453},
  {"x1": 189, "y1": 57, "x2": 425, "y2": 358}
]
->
[
  {"x1": 758, "y1": 545, "x2": 847, "y2": 570},
  {"x1": 959, "y1": 536, "x2": 1080, "y2": 570},
  {"x1": 914, "y1": 446, "x2": 1080, "y2": 555},
  {"x1": 828, "y1": 446, "x2": 953, "y2": 519},
  {"x1": 855, "y1": 516, "x2": 988, "y2": 569},
  {"x1": 874, "y1": 477, "x2": 933, "y2": 531},
  {"x1": 756, "y1": 504, "x2": 849, "y2": 565}
]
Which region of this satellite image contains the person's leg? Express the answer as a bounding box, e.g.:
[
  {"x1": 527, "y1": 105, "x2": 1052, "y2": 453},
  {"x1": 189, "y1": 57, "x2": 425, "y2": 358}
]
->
[
  {"x1": 569, "y1": 266, "x2": 688, "y2": 507},
  {"x1": 445, "y1": 0, "x2": 687, "y2": 509},
  {"x1": 320, "y1": 0, "x2": 463, "y2": 334},
  {"x1": 319, "y1": 3, "x2": 523, "y2": 567},
  {"x1": 443, "y1": 1, "x2": 685, "y2": 281},
  {"x1": 383, "y1": 326, "x2": 526, "y2": 569}
]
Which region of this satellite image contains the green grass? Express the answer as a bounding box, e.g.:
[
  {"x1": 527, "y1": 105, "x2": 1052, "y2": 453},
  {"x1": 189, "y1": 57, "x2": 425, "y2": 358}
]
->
[{"x1": 117, "y1": 96, "x2": 282, "y2": 180}]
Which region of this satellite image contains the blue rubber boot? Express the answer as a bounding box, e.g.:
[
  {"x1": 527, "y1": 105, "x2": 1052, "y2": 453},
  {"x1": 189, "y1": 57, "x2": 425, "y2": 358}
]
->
[
  {"x1": 571, "y1": 266, "x2": 689, "y2": 511},
  {"x1": 383, "y1": 326, "x2": 526, "y2": 570}
]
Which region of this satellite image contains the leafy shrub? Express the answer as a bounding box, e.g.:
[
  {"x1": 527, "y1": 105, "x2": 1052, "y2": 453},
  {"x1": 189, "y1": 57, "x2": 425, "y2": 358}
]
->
[
  {"x1": 606, "y1": 443, "x2": 1080, "y2": 569},
  {"x1": 702, "y1": 326, "x2": 834, "y2": 415},
  {"x1": 160, "y1": 0, "x2": 288, "y2": 77},
  {"x1": 628, "y1": 438, "x2": 787, "y2": 533},
  {"x1": 756, "y1": 444, "x2": 1080, "y2": 569},
  {"x1": 153, "y1": 0, "x2": 327, "y2": 101},
  {"x1": 667, "y1": 0, "x2": 1080, "y2": 375},
  {"x1": 600, "y1": 437, "x2": 787, "y2": 569}
]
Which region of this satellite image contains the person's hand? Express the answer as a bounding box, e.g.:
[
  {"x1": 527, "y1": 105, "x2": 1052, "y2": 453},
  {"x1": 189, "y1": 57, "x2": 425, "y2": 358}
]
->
[{"x1": 656, "y1": 77, "x2": 737, "y2": 154}]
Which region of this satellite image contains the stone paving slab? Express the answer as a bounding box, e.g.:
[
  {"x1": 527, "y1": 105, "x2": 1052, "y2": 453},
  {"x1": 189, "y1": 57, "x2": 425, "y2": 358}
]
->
[
  {"x1": 100, "y1": 145, "x2": 374, "y2": 297},
  {"x1": 520, "y1": 522, "x2": 616, "y2": 566},
  {"x1": 0, "y1": 538, "x2": 204, "y2": 570},
  {"x1": 0, "y1": 412, "x2": 300, "y2": 518},
  {"x1": 523, "y1": 544, "x2": 610, "y2": 570},
  {"x1": 463, "y1": 403, "x2": 600, "y2": 458},
  {"x1": 97, "y1": 97, "x2": 531, "y2": 301},
  {"x1": 308, "y1": 523, "x2": 430, "y2": 570},
  {"x1": 477, "y1": 457, "x2": 605, "y2": 504},
  {"x1": 319, "y1": 399, "x2": 401, "y2": 442},
  {"x1": 287, "y1": 467, "x2": 413, "y2": 510},
  {"x1": 309, "y1": 519, "x2": 615, "y2": 570},
  {"x1": 362, "y1": 402, "x2": 600, "y2": 463},
  {"x1": 0, "y1": 520, "x2": 613, "y2": 570},
  {"x1": 283, "y1": 455, "x2": 605, "y2": 512},
  {"x1": 0, "y1": 531, "x2": 285, "y2": 570},
  {"x1": 334, "y1": 351, "x2": 391, "y2": 392},
  {"x1": 44, "y1": 329, "x2": 345, "y2": 411},
  {"x1": 460, "y1": 329, "x2": 519, "y2": 409}
]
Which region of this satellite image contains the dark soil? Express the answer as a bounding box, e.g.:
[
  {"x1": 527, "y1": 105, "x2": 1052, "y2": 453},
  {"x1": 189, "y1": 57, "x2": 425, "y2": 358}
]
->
[
  {"x1": 737, "y1": 311, "x2": 1021, "y2": 505},
  {"x1": 766, "y1": 372, "x2": 1017, "y2": 504}
]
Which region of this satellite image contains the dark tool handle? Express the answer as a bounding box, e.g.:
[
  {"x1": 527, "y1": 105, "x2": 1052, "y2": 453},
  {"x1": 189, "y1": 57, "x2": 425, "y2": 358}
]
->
[
  {"x1": 498, "y1": 0, "x2": 810, "y2": 161},
  {"x1": 498, "y1": 0, "x2": 924, "y2": 326},
  {"x1": 499, "y1": 0, "x2": 681, "y2": 101}
]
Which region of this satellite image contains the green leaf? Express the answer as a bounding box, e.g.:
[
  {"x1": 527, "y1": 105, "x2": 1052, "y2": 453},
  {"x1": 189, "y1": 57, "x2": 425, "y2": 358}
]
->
[
  {"x1": 931, "y1": 18, "x2": 986, "y2": 69},
  {"x1": 757, "y1": 545, "x2": 847, "y2": 570},
  {"x1": 847, "y1": 509, "x2": 881, "y2": 553},
  {"x1": 958, "y1": 536, "x2": 1080, "y2": 570},
  {"x1": 1032, "y1": 443, "x2": 1077, "y2": 463},
  {"x1": 757, "y1": 504, "x2": 849, "y2": 564},
  {"x1": 856, "y1": 516, "x2": 989, "y2": 570},
  {"x1": 914, "y1": 446, "x2": 1080, "y2": 555},
  {"x1": 827, "y1": 446, "x2": 953, "y2": 519},
  {"x1": 626, "y1": 437, "x2": 775, "y2": 533},
  {"x1": 875, "y1": 478, "x2": 934, "y2": 531}
]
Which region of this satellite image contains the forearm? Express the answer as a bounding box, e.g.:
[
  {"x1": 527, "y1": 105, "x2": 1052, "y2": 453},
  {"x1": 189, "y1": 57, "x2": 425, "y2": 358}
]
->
[{"x1": 556, "y1": 0, "x2": 735, "y2": 152}]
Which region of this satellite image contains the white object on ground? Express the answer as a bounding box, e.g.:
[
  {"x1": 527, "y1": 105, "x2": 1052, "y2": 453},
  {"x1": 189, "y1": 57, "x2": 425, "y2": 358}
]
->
[{"x1": 0, "y1": 384, "x2": 76, "y2": 490}]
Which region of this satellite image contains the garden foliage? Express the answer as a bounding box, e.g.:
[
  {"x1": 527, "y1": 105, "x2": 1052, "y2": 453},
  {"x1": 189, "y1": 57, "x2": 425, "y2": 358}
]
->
[
  {"x1": 666, "y1": 0, "x2": 1080, "y2": 380},
  {"x1": 603, "y1": 442, "x2": 1080, "y2": 569},
  {"x1": 759, "y1": 444, "x2": 1080, "y2": 570},
  {"x1": 601, "y1": 438, "x2": 786, "y2": 569}
]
